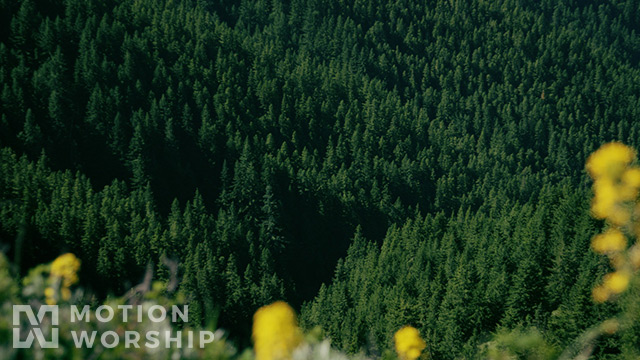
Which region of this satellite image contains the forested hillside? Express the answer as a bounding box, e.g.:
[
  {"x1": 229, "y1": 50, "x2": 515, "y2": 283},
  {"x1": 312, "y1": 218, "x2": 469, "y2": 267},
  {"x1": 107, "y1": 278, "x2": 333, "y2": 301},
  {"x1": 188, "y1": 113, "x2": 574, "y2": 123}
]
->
[{"x1": 2, "y1": 0, "x2": 640, "y2": 357}]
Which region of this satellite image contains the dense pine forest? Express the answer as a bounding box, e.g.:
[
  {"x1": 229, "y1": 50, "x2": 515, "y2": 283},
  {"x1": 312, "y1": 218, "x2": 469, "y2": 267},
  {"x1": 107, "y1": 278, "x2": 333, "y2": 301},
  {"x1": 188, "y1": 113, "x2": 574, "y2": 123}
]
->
[{"x1": 2, "y1": 0, "x2": 640, "y2": 357}]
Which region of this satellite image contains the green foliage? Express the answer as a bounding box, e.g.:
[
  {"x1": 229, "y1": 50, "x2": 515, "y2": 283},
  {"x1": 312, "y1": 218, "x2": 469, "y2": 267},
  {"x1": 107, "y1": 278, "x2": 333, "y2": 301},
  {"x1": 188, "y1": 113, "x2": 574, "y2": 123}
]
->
[
  {"x1": 0, "y1": 252, "x2": 240, "y2": 359},
  {"x1": 483, "y1": 327, "x2": 560, "y2": 360},
  {"x1": 1, "y1": 0, "x2": 640, "y2": 357},
  {"x1": 299, "y1": 192, "x2": 616, "y2": 358}
]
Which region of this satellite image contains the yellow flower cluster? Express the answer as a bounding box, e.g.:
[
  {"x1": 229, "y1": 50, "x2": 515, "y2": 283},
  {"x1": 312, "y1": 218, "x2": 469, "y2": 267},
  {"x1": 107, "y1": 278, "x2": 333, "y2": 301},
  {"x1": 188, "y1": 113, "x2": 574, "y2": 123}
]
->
[
  {"x1": 394, "y1": 326, "x2": 426, "y2": 360},
  {"x1": 252, "y1": 301, "x2": 303, "y2": 360},
  {"x1": 592, "y1": 270, "x2": 632, "y2": 303},
  {"x1": 51, "y1": 253, "x2": 81, "y2": 286},
  {"x1": 591, "y1": 229, "x2": 627, "y2": 253},
  {"x1": 46, "y1": 253, "x2": 80, "y2": 305},
  {"x1": 587, "y1": 142, "x2": 640, "y2": 303},
  {"x1": 586, "y1": 142, "x2": 640, "y2": 224}
]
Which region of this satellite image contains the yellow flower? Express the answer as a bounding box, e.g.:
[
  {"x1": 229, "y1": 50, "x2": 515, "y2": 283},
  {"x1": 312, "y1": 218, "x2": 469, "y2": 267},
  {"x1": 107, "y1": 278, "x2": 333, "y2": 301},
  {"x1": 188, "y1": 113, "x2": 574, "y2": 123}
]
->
[
  {"x1": 45, "y1": 286, "x2": 57, "y2": 305},
  {"x1": 252, "y1": 301, "x2": 302, "y2": 360},
  {"x1": 592, "y1": 271, "x2": 632, "y2": 303},
  {"x1": 591, "y1": 177, "x2": 632, "y2": 224},
  {"x1": 61, "y1": 287, "x2": 71, "y2": 301},
  {"x1": 586, "y1": 142, "x2": 635, "y2": 180},
  {"x1": 618, "y1": 168, "x2": 640, "y2": 200},
  {"x1": 591, "y1": 178, "x2": 619, "y2": 219},
  {"x1": 600, "y1": 319, "x2": 619, "y2": 335},
  {"x1": 50, "y1": 253, "x2": 81, "y2": 287},
  {"x1": 609, "y1": 208, "x2": 631, "y2": 226},
  {"x1": 591, "y1": 229, "x2": 627, "y2": 254},
  {"x1": 587, "y1": 143, "x2": 639, "y2": 303},
  {"x1": 603, "y1": 271, "x2": 631, "y2": 294},
  {"x1": 592, "y1": 285, "x2": 609, "y2": 303},
  {"x1": 622, "y1": 168, "x2": 640, "y2": 188},
  {"x1": 44, "y1": 287, "x2": 55, "y2": 299},
  {"x1": 45, "y1": 297, "x2": 56, "y2": 306},
  {"x1": 394, "y1": 326, "x2": 426, "y2": 360}
]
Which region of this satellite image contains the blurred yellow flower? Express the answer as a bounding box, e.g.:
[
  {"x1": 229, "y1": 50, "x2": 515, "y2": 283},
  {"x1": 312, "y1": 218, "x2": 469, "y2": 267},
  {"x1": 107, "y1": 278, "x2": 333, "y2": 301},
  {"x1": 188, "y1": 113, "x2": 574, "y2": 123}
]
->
[
  {"x1": 591, "y1": 177, "x2": 634, "y2": 225},
  {"x1": 253, "y1": 301, "x2": 302, "y2": 360},
  {"x1": 591, "y1": 229, "x2": 627, "y2": 254},
  {"x1": 603, "y1": 271, "x2": 631, "y2": 294},
  {"x1": 619, "y1": 168, "x2": 640, "y2": 201},
  {"x1": 44, "y1": 286, "x2": 57, "y2": 305},
  {"x1": 50, "y1": 253, "x2": 81, "y2": 287},
  {"x1": 622, "y1": 168, "x2": 640, "y2": 189},
  {"x1": 61, "y1": 287, "x2": 71, "y2": 301},
  {"x1": 591, "y1": 178, "x2": 619, "y2": 220},
  {"x1": 600, "y1": 319, "x2": 619, "y2": 335},
  {"x1": 586, "y1": 142, "x2": 635, "y2": 180},
  {"x1": 44, "y1": 286, "x2": 55, "y2": 298},
  {"x1": 394, "y1": 326, "x2": 426, "y2": 360},
  {"x1": 588, "y1": 143, "x2": 640, "y2": 303},
  {"x1": 594, "y1": 270, "x2": 632, "y2": 302},
  {"x1": 592, "y1": 285, "x2": 609, "y2": 303}
]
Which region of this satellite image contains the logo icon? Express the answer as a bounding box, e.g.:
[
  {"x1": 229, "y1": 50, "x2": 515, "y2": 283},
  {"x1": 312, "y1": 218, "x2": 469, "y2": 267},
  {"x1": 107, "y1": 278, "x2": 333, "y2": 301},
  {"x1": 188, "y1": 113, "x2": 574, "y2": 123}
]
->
[{"x1": 13, "y1": 305, "x2": 59, "y2": 349}]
